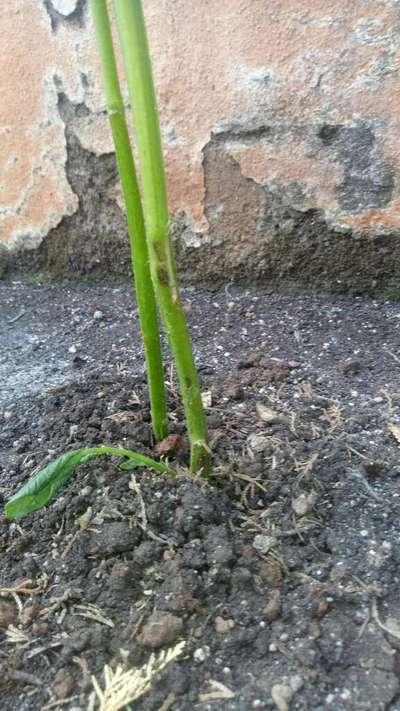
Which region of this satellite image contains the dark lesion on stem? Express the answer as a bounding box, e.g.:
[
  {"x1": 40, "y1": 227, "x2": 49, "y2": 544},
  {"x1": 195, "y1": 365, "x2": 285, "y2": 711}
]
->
[
  {"x1": 152, "y1": 241, "x2": 163, "y2": 260},
  {"x1": 157, "y1": 266, "x2": 170, "y2": 286}
]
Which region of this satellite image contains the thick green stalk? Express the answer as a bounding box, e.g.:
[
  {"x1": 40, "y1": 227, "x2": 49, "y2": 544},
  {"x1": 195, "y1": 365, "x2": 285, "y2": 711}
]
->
[
  {"x1": 113, "y1": 0, "x2": 209, "y2": 472},
  {"x1": 90, "y1": 0, "x2": 168, "y2": 441}
]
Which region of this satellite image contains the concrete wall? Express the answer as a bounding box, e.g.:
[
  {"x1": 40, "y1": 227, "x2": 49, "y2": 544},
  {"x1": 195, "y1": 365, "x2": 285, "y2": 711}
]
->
[{"x1": 1, "y1": 0, "x2": 400, "y2": 294}]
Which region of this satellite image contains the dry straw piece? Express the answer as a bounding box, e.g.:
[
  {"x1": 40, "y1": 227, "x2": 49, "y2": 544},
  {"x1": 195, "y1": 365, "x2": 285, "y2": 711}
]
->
[{"x1": 91, "y1": 641, "x2": 186, "y2": 711}]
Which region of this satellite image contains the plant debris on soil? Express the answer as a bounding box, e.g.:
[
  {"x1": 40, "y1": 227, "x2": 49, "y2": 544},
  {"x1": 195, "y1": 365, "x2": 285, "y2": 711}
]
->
[{"x1": 0, "y1": 280, "x2": 400, "y2": 710}]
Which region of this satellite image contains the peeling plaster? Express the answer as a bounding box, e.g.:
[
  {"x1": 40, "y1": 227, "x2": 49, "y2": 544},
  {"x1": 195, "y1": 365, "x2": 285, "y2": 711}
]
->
[
  {"x1": 51, "y1": 0, "x2": 80, "y2": 16},
  {"x1": 172, "y1": 137, "x2": 400, "y2": 296},
  {"x1": 0, "y1": 1, "x2": 78, "y2": 249},
  {"x1": 43, "y1": 0, "x2": 87, "y2": 32}
]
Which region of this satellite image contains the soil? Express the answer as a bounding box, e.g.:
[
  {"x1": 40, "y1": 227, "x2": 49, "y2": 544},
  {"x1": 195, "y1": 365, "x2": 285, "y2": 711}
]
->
[{"x1": 0, "y1": 280, "x2": 400, "y2": 710}]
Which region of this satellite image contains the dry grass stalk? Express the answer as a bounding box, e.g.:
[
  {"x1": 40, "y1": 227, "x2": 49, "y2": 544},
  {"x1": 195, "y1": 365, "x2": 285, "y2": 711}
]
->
[{"x1": 92, "y1": 641, "x2": 185, "y2": 711}]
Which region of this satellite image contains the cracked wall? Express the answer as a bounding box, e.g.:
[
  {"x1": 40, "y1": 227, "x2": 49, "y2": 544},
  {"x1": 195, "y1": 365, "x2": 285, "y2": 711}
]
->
[{"x1": 1, "y1": 0, "x2": 400, "y2": 293}]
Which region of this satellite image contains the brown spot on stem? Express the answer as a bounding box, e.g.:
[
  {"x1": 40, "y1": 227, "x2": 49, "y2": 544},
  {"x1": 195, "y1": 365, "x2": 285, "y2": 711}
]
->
[
  {"x1": 152, "y1": 241, "x2": 163, "y2": 260},
  {"x1": 196, "y1": 450, "x2": 210, "y2": 475},
  {"x1": 157, "y1": 266, "x2": 170, "y2": 286}
]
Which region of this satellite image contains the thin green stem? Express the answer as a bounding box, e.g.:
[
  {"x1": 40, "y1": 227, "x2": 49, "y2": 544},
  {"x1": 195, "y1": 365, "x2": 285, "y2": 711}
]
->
[
  {"x1": 87, "y1": 446, "x2": 171, "y2": 474},
  {"x1": 113, "y1": 0, "x2": 209, "y2": 472},
  {"x1": 90, "y1": 0, "x2": 168, "y2": 441}
]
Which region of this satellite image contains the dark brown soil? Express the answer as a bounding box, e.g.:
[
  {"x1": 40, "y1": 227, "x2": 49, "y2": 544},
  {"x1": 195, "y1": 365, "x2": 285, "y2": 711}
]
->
[{"x1": 0, "y1": 281, "x2": 400, "y2": 710}]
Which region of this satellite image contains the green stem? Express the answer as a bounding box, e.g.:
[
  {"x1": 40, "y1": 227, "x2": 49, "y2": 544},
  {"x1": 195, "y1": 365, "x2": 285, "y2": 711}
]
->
[
  {"x1": 113, "y1": 0, "x2": 209, "y2": 473},
  {"x1": 90, "y1": 0, "x2": 168, "y2": 442}
]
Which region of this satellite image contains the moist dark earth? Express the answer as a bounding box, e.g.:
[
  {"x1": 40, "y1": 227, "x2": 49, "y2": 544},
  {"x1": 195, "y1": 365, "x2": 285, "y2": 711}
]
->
[{"x1": 0, "y1": 281, "x2": 400, "y2": 710}]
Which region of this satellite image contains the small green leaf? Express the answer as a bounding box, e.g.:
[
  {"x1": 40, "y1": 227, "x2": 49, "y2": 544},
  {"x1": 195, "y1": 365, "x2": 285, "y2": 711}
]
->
[
  {"x1": 5, "y1": 449, "x2": 91, "y2": 519},
  {"x1": 5, "y1": 446, "x2": 171, "y2": 520}
]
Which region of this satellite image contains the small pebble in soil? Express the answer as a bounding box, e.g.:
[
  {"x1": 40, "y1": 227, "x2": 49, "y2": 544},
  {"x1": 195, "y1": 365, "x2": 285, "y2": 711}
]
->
[
  {"x1": 258, "y1": 559, "x2": 283, "y2": 587},
  {"x1": 19, "y1": 603, "x2": 39, "y2": 627},
  {"x1": 225, "y1": 384, "x2": 245, "y2": 401},
  {"x1": 79, "y1": 486, "x2": 92, "y2": 496},
  {"x1": 215, "y1": 616, "x2": 235, "y2": 634},
  {"x1": 339, "y1": 358, "x2": 362, "y2": 375},
  {"x1": 72, "y1": 355, "x2": 86, "y2": 369},
  {"x1": 154, "y1": 434, "x2": 186, "y2": 458},
  {"x1": 253, "y1": 535, "x2": 277, "y2": 555},
  {"x1": 271, "y1": 676, "x2": 304, "y2": 711},
  {"x1": 139, "y1": 611, "x2": 184, "y2": 649},
  {"x1": 263, "y1": 590, "x2": 282, "y2": 622},
  {"x1": 193, "y1": 646, "x2": 210, "y2": 663},
  {"x1": 312, "y1": 596, "x2": 330, "y2": 618},
  {"x1": 292, "y1": 491, "x2": 317, "y2": 517},
  {"x1": 238, "y1": 353, "x2": 261, "y2": 369},
  {"x1": 0, "y1": 601, "x2": 15, "y2": 628},
  {"x1": 363, "y1": 460, "x2": 386, "y2": 478},
  {"x1": 78, "y1": 507, "x2": 92, "y2": 530},
  {"x1": 247, "y1": 433, "x2": 272, "y2": 453},
  {"x1": 52, "y1": 669, "x2": 76, "y2": 699}
]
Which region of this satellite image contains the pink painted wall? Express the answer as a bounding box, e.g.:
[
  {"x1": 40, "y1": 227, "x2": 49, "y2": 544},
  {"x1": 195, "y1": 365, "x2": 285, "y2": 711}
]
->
[{"x1": 1, "y1": 1, "x2": 399, "y2": 291}]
